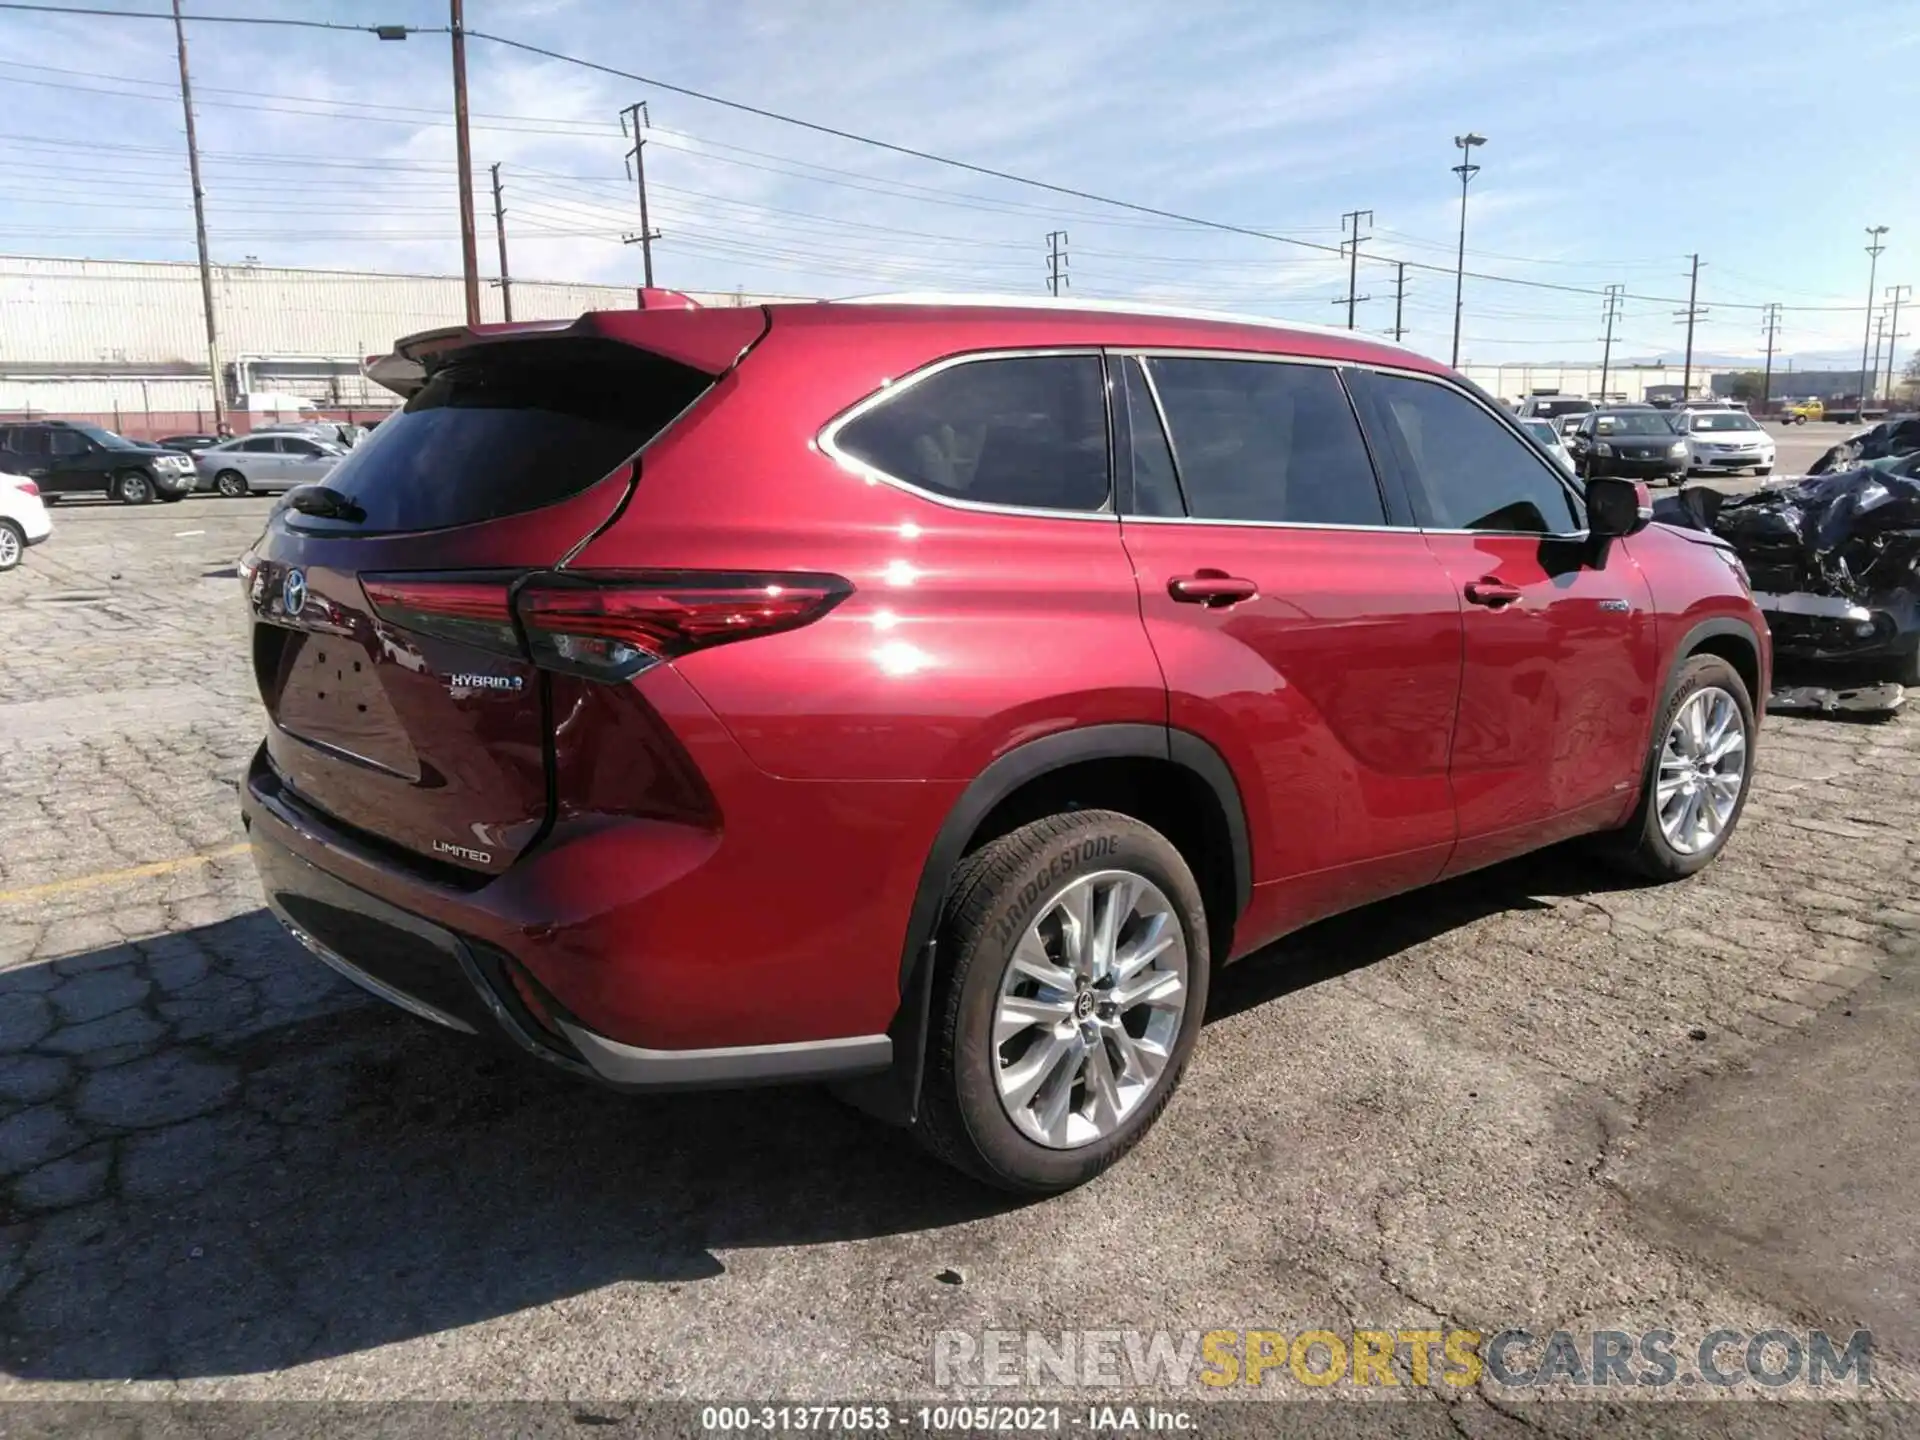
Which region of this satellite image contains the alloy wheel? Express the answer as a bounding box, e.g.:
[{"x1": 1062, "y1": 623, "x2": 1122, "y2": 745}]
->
[
  {"x1": 992, "y1": 869, "x2": 1188, "y2": 1149},
  {"x1": 1656, "y1": 686, "x2": 1747, "y2": 855},
  {"x1": 0, "y1": 525, "x2": 20, "y2": 570}
]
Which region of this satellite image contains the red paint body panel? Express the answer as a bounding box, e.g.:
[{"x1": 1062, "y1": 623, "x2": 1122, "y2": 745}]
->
[
  {"x1": 1427, "y1": 532, "x2": 1662, "y2": 877},
  {"x1": 240, "y1": 300, "x2": 1768, "y2": 1075},
  {"x1": 1120, "y1": 520, "x2": 1463, "y2": 950}
]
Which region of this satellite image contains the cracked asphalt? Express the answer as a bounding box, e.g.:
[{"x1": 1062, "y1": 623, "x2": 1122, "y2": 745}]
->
[{"x1": 2, "y1": 495, "x2": 1917, "y2": 1430}]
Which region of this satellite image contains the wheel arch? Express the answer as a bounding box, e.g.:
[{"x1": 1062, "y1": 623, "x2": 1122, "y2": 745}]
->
[
  {"x1": 1675, "y1": 616, "x2": 1765, "y2": 710},
  {"x1": 844, "y1": 723, "x2": 1251, "y2": 1128}
]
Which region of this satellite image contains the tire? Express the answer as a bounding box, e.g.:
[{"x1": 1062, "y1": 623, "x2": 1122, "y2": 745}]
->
[
  {"x1": 114, "y1": 470, "x2": 153, "y2": 505},
  {"x1": 1602, "y1": 655, "x2": 1756, "y2": 881},
  {"x1": 914, "y1": 810, "x2": 1211, "y2": 1193},
  {"x1": 0, "y1": 519, "x2": 23, "y2": 571},
  {"x1": 215, "y1": 470, "x2": 248, "y2": 498}
]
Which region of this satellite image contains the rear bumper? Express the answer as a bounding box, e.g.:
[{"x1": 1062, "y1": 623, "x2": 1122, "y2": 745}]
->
[{"x1": 248, "y1": 813, "x2": 893, "y2": 1089}]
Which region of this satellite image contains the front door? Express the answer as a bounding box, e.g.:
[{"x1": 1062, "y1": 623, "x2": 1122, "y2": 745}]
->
[
  {"x1": 1113, "y1": 354, "x2": 1464, "y2": 951},
  {"x1": 1352, "y1": 370, "x2": 1660, "y2": 877}
]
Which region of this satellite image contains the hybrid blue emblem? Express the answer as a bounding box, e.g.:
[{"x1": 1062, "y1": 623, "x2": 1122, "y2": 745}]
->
[{"x1": 282, "y1": 568, "x2": 307, "y2": 617}]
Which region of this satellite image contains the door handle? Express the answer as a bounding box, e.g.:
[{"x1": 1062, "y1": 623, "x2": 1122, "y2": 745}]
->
[
  {"x1": 1464, "y1": 576, "x2": 1523, "y2": 608},
  {"x1": 1169, "y1": 571, "x2": 1258, "y2": 607}
]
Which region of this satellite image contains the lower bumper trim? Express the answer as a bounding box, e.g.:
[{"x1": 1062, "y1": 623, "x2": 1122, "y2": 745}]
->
[
  {"x1": 269, "y1": 900, "x2": 478, "y2": 1035},
  {"x1": 555, "y1": 1022, "x2": 892, "y2": 1089}
]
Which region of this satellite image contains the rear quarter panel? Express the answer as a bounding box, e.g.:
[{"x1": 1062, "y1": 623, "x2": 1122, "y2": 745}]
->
[{"x1": 565, "y1": 315, "x2": 1168, "y2": 781}]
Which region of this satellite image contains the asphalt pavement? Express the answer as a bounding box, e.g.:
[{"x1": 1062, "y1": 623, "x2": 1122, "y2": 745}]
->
[{"x1": 1, "y1": 498, "x2": 1916, "y2": 1428}]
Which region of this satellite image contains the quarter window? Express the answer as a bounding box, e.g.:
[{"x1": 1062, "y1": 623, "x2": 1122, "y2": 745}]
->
[
  {"x1": 1367, "y1": 374, "x2": 1579, "y2": 534},
  {"x1": 1143, "y1": 358, "x2": 1385, "y2": 526},
  {"x1": 832, "y1": 355, "x2": 1109, "y2": 512}
]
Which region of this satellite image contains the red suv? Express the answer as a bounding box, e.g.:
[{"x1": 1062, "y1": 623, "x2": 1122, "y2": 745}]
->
[{"x1": 240, "y1": 297, "x2": 1768, "y2": 1192}]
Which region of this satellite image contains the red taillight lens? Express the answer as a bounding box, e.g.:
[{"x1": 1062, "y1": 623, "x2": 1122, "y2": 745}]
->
[
  {"x1": 16, "y1": 480, "x2": 38, "y2": 497},
  {"x1": 517, "y1": 571, "x2": 851, "y2": 681},
  {"x1": 362, "y1": 572, "x2": 521, "y2": 655}
]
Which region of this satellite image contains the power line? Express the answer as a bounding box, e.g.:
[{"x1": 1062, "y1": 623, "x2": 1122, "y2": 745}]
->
[{"x1": 0, "y1": 2, "x2": 432, "y2": 35}]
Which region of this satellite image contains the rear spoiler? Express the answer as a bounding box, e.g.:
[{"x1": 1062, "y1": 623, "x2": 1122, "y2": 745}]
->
[{"x1": 360, "y1": 292, "x2": 768, "y2": 400}]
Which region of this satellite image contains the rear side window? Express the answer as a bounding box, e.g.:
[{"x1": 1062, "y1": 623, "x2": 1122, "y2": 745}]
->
[
  {"x1": 1144, "y1": 358, "x2": 1385, "y2": 526},
  {"x1": 1368, "y1": 373, "x2": 1578, "y2": 534},
  {"x1": 240, "y1": 438, "x2": 277, "y2": 453},
  {"x1": 292, "y1": 337, "x2": 711, "y2": 534},
  {"x1": 831, "y1": 355, "x2": 1109, "y2": 512}
]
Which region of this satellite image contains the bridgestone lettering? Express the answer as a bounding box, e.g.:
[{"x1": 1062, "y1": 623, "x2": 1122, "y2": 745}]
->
[{"x1": 991, "y1": 834, "x2": 1120, "y2": 947}]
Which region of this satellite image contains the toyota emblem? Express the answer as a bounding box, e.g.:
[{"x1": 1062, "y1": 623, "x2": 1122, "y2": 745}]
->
[{"x1": 282, "y1": 568, "x2": 307, "y2": 617}]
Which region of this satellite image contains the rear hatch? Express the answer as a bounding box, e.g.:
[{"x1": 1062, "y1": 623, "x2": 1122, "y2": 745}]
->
[{"x1": 245, "y1": 313, "x2": 765, "y2": 878}]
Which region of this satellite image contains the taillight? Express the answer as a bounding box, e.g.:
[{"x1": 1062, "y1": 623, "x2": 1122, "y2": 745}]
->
[
  {"x1": 359, "y1": 570, "x2": 851, "y2": 682},
  {"x1": 15, "y1": 480, "x2": 38, "y2": 497},
  {"x1": 362, "y1": 573, "x2": 520, "y2": 655},
  {"x1": 517, "y1": 571, "x2": 851, "y2": 681}
]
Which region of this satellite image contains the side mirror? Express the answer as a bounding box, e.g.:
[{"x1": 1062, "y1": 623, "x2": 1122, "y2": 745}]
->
[{"x1": 1586, "y1": 475, "x2": 1652, "y2": 537}]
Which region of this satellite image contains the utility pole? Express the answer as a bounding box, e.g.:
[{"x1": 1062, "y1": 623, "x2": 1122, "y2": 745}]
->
[
  {"x1": 1390, "y1": 261, "x2": 1407, "y2": 342},
  {"x1": 1760, "y1": 302, "x2": 1782, "y2": 414},
  {"x1": 489, "y1": 162, "x2": 512, "y2": 321},
  {"x1": 1884, "y1": 283, "x2": 1910, "y2": 400},
  {"x1": 449, "y1": 0, "x2": 480, "y2": 325},
  {"x1": 1869, "y1": 312, "x2": 1888, "y2": 404},
  {"x1": 1046, "y1": 229, "x2": 1068, "y2": 296},
  {"x1": 1599, "y1": 283, "x2": 1624, "y2": 403},
  {"x1": 171, "y1": 0, "x2": 224, "y2": 434},
  {"x1": 1859, "y1": 226, "x2": 1888, "y2": 414},
  {"x1": 621, "y1": 102, "x2": 661, "y2": 287},
  {"x1": 1674, "y1": 254, "x2": 1706, "y2": 398},
  {"x1": 1334, "y1": 209, "x2": 1372, "y2": 330},
  {"x1": 1450, "y1": 132, "x2": 1486, "y2": 368}
]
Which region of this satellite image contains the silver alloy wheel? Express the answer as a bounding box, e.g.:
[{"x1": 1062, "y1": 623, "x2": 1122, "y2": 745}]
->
[
  {"x1": 1656, "y1": 685, "x2": 1747, "y2": 855},
  {"x1": 992, "y1": 869, "x2": 1188, "y2": 1150},
  {"x1": 0, "y1": 525, "x2": 19, "y2": 570},
  {"x1": 216, "y1": 470, "x2": 247, "y2": 497},
  {"x1": 117, "y1": 471, "x2": 151, "y2": 503}
]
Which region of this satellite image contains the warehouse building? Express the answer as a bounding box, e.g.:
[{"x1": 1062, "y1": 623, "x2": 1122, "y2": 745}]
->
[{"x1": 0, "y1": 253, "x2": 790, "y2": 437}]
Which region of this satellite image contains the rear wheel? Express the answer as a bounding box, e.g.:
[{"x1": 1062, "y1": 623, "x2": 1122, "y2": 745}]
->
[
  {"x1": 915, "y1": 810, "x2": 1210, "y2": 1192},
  {"x1": 114, "y1": 470, "x2": 153, "y2": 505},
  {"x1": 0, "y1": 519, "x2": 23, "y2": 571},
  {"x1": 215, "y1": 470, "x2": 249, "y2": 498},
  {"x1": 1603, "y1": 655, "x2": 1755, "y2": 880}
]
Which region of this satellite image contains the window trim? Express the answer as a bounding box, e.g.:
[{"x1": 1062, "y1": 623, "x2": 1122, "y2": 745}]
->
[
  {"x1": 816, "y1": 347, "x2": 1119, "y2": 522},
  {"x1": 1351, "y1": 363, "x2": 1590, "y2": 539},
  {"x1": 1113, "y1": 348, "x2": 1407, "y2": 532}
]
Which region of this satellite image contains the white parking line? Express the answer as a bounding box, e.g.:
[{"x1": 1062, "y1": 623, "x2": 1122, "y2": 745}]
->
[{"x1": 174, "y1": 529, "x2": 206, "y2": 537}]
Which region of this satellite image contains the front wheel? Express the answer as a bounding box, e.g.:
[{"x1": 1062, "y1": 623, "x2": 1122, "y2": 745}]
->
[
  {"x1": 1603, "y1": 655, "x2": 1756, "y2": 881},
  {"x1": 0, "y1": 519, "x2": 23, "y2": 571},
  {"x1": 214, "y1": 470, "x2": 249, "y2": 498},
  {"x1": 915, "y1": 810, "x2": 1210, "y2": 1192},
  {"x1": 114, "y1": 470, "x2": 153, "y2": 505}
]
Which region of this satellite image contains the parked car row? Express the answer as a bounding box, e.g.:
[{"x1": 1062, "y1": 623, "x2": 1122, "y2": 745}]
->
[
  {"x1": 1508, "y1": 397, "x2": 1777, "y2": 484},
  {"x1": 0, "y1": 418, "x2": 350, "y2": 503}
]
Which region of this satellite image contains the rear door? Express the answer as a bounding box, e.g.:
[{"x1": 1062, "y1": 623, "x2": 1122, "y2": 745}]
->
[
  {"x1": 246, "y1": 328, "x2": 748, "y2": 878},
  {"x1": 1350, "y1": 369, "x2": 1660, "y2": 876},
  {"x1": 238, "y1": 437, "x2": 283, "y2": 488},
  {"x1": 1115, "y1": 353, "x2": 1464, "y2": 943}
]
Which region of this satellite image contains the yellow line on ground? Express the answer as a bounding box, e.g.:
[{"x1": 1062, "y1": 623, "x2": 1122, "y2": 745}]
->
[{"x1": 0, "y1": 842, "x2": 251, "y2": 905}]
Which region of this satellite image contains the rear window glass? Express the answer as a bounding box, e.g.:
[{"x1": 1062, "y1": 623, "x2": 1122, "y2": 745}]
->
[
  {"x1": 831, "y1": 355, "x2": 1109, "y2": 512},
  {"x1": 289, "y1": 338, "x2": 710, "y2": 534}
]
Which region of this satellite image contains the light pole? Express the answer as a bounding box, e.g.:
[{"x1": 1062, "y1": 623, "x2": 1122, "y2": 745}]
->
[
  {"x1": 1450, "y1": 132, "x2": 1486, "y2": 369},
  {"x1": 1859, "y1": 225, "x2": 1887, "y2": 415}
]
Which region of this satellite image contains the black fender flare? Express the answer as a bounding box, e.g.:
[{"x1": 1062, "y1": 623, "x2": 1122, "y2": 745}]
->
[
  {"x1": 1669, "y1": 616, "x2": 1766, "y2": 708},
  {"x1": 845, "y1": 723, "x2": 1250, "y2": 1127}
]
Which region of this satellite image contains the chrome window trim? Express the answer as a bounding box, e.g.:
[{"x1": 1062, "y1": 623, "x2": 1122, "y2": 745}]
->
[
  {"x1": 1357, "y1": 361, "x2": 1592, "y2": 542},
  {"x1": 816, "y1": 347, "x2": 1119, "y2": 523},
  {"x1": 1120, "y1": 514, "x2": 1422, "y2": 535}
]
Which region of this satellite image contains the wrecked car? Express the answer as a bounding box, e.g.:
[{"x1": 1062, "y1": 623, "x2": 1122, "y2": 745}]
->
[
  {"x1": 1656, "y1": 462, "x2": 1920, "y2": 689},
  {"x1": 1807, "y1": 413, "x2": 1920, "y2": 476}
]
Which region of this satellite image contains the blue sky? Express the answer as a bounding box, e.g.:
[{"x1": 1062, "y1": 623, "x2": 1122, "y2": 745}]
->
[{"x1": 2, "y1": 0, "x2": 1917, "y2": 368}]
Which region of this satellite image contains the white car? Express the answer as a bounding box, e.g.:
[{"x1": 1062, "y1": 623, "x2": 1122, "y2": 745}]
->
[
  {"x1": 1676, "y1": 408, "x2": 1776, "y2": 477},
  {"x1": 1521, "y1": 417, "x2": 1577, "y2": 474},
  {"x1": 0, "y1": 470, "x2": 53, "y2": 571}
]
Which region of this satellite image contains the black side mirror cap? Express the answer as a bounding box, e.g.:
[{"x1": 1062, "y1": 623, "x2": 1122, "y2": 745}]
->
[{"x1": 1586, "y1": 475, "x2": 1653, "y2": 537}]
